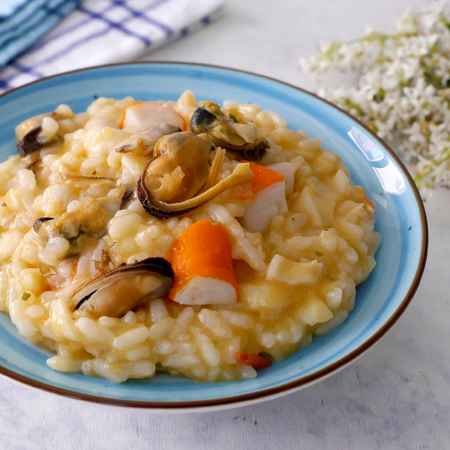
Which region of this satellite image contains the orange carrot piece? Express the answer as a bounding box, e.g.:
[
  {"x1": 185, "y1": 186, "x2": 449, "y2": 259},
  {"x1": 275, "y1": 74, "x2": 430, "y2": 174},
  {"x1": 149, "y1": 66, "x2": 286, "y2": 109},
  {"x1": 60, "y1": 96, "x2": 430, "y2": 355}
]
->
[
  {"x1": 236, "y1": 352, "x2": 273, "y2": 369},
  {"x1": 228, "y1": 163, "x2": 284, "y2": 200},
  {"x1": 250, "y1": 163, "x2": 284, "y2": 193},
  {"x1": 169, "y1": 219, "x2": 238, "y2": 299}
]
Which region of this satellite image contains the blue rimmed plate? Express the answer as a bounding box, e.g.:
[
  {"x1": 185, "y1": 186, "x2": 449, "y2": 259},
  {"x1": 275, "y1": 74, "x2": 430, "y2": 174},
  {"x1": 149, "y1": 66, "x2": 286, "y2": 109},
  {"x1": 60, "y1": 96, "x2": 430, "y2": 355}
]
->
[{"x1": 0, "y1": 63, "x2": 427, "y2": 411}]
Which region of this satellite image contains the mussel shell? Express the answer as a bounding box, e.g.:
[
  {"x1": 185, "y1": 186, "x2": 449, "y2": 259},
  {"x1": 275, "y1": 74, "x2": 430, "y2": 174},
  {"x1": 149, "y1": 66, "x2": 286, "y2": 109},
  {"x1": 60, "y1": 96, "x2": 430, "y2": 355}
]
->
[
  {"x1": 149, "y1": 132, "x2": 211, "y2": 203},
  {"x1": 136, "y1": 131, "x2": 212, "y2": 218},
  {"x1": 137, "y1": 176, "x2": 191, "y2": 218},
  {"x1": 74, "y1": 257, "x2": 174, "y2": 318},
  {"x1": 120, "y1": 189, "x2": 134, "y2": 209},
  {"x1": 138, "y1": 161, "x2": 254, "y2": 219},
  {"x1": 224, "y1": 139, "x2": 268, "y2": 161},
  {"x1": 17, "y1": 126, "x2": 44, "y2": 156},
  {"x1": 190, "y1": 103, "x2": 268, "y2": 161},
  {"x1": 136, "y1": 128, "x2": 255, "y2": 219},
  {"x1": 190, "y1": 107, "x2": 217, "y2": 133},
  {"x1": 32, "y1": 216, "x2": 54, "y2": 233}
]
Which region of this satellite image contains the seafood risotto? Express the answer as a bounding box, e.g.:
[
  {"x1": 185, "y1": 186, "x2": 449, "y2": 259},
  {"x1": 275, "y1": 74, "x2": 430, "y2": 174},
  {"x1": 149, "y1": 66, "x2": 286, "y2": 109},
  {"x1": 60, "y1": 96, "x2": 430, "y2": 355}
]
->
[{"x1": 0, "y1": 91, "x2": 379, "y2": 382}]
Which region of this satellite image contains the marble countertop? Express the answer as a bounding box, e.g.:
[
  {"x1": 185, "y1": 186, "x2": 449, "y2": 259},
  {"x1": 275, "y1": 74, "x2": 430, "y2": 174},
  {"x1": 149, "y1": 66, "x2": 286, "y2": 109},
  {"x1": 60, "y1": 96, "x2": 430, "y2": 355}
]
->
[{"x1": 1, "y1": 1, "x2": 449, "y2": 449}]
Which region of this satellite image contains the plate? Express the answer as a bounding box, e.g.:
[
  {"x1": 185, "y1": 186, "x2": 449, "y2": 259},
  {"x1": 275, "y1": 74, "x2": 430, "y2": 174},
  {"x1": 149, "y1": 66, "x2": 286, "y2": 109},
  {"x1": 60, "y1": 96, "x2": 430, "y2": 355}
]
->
[{"x1": 0, "y1": 62, "x2": 427, "y2": 411}]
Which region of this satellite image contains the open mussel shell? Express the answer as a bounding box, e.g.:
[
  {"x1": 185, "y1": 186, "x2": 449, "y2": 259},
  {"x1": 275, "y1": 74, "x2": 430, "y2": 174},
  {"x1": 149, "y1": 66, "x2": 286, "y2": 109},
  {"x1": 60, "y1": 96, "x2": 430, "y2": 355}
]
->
[
  {"x1": 150, "y1": 132, "x2": 212, "y2": 203},
  {"x1": 190, "y1": 101, "x2": 268, "y2": 161},
  {"x1": 137, "y1": 160, "x2": 254, "y2": 218},
  {"x1": 73, "y1": 257, "x2": 174, "y2": 318},
  {"x1": 137, "y1": 130, "x2": 254, "y2": 218},
  {"x1": 137, "y1": 176, "x2": 192, "y2": 218},
  {"x1": 136, "y1": 131, "x2": 211, "y2": 218}
]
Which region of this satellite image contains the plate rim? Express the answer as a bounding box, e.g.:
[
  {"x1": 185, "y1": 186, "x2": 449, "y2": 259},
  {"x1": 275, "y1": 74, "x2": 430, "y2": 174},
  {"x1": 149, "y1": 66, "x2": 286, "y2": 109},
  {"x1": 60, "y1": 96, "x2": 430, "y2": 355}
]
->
[{"x1": 0, "y1": 61, "x2": 428, "y2": 410}]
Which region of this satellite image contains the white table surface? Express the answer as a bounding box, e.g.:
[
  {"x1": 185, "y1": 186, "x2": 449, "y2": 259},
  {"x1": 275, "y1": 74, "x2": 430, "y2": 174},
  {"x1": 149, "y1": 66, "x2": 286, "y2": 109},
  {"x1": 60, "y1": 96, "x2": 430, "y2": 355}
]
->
[{"x1": 1, "y1": 1, "x2": 449, "y2": 449}]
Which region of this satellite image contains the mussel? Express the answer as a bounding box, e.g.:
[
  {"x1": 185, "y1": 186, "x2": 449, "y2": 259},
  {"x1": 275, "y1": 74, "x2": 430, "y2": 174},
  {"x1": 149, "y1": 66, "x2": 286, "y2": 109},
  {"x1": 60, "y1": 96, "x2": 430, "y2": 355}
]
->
[
  {"x1": 33, "y1": 216, "x2": 54, "y2": 234},
  {"x1": 73, "y1": 257, "x2": 174, "y2": 318},
  {"x1": 190, "y1": 101, "x2": 268, "y2": 160},
  {"x1": 137, "y1": 131, "x2": 253, "y2": 218},
  {"x1": 16, "y1": 114, "x2": 59, "y2": 156},
  {"x1": 142, "y1": 131, "x2": 212, "y2": 204},
  {"x1": 34, "y1": 198, "x2": 119, "y2": 243}
]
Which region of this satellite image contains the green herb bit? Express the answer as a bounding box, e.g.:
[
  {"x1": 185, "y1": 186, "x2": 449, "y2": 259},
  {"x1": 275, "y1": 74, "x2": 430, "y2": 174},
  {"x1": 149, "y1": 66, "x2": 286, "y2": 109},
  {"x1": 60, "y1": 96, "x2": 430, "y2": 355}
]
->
[{"x1": 373, "y1": 88, "x2": 386, "y2": 103}]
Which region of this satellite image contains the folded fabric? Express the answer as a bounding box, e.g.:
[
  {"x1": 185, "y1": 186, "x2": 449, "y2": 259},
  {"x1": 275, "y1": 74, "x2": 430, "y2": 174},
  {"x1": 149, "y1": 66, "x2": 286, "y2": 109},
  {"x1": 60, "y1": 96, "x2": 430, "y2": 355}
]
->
[
  {"x1": 0, "y1": 0, "x2": 223, "y2": 93},
  {"x1": 0, "y1": 0, "x2": 80, "y2": 66},
  {"x1": 0, "y1": 0, "x2": 28, "y2": 17}
]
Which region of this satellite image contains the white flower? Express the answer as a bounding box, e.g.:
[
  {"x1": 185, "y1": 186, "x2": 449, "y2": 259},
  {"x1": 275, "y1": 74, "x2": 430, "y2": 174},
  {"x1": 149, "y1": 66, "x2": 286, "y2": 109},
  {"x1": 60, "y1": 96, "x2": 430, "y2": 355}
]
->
[{"x1": 300, "y1": 1, "x2": 450, "y2": 191}]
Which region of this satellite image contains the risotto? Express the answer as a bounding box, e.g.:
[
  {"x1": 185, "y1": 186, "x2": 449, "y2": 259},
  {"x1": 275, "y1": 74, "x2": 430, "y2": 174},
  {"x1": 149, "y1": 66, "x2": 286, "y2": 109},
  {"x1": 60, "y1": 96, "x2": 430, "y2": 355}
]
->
[{"x1": 0, "y1": 91, "x2": 379, "y2": 382}]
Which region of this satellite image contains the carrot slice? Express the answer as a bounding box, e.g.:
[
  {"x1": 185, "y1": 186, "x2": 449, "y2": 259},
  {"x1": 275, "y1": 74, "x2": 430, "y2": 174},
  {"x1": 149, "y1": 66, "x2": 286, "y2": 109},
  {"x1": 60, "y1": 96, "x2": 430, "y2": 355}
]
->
[
  {"x1": 250, "y1": 163, "x2": 284, "y2": 193},
  {"x1": 236, "y1": 352, "x2": 273, "y2": 369},
  {"x1": 229, "y1": 163, "x2": 284, "y2": 200},
  {"x1": 169, "y1": 219, "x2": 238, "y2": 299}
]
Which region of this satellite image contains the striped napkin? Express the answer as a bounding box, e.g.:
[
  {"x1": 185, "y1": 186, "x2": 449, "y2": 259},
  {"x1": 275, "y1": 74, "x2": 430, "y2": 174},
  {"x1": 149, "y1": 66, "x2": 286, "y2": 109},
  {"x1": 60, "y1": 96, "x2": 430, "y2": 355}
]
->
[
  {"x1": 0, "y1": 0, "x2": 223, "y2": 93},
  {"x1": 0, "y1": 0, "x2": 80, "y2": 67}
]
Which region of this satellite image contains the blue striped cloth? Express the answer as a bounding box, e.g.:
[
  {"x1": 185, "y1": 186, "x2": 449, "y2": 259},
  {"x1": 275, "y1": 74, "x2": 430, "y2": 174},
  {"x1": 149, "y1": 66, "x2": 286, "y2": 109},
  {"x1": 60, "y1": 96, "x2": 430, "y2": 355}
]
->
[
  {"x1": 0, "y1": 0, "x2": 80, "y2": 67},
  {"x1": 0, "y1": 0, "x2": 36, "y2": 16},
  {"x1": 0, "y1": 0, "x2": 223, "y2": 92}
]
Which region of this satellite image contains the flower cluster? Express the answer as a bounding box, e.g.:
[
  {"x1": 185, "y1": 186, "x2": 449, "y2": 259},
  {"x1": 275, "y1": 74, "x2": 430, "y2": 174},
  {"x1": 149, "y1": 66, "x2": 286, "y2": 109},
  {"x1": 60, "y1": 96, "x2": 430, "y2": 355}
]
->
[{"x1": 301, "y1": 2, "x2": 450, "y2": 191}]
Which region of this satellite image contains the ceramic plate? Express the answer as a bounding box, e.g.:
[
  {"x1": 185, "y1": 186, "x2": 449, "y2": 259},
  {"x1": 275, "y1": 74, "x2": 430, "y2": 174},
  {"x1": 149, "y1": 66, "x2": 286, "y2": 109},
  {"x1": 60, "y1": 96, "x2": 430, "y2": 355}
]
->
[{"x1": 0, "y1": 63, "x2": 427, "y2": 410}]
